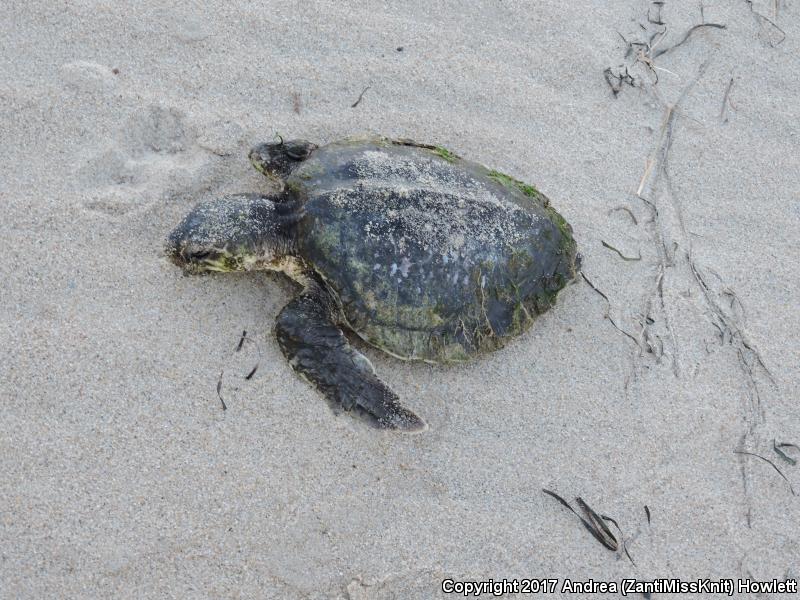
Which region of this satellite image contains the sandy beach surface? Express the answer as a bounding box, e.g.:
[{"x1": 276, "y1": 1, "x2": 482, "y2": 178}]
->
[{"x1": 2, "y1": 1, "x2": 799, "y2": 598}]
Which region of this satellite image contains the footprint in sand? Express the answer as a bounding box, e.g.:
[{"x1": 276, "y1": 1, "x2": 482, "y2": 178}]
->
[
  {"x1": 81, "y1": 104, "x2": 244, "y2": 217},
  {"x1": 121, "y1": 105, "x2": 194, "y2": 156},
  {"x1": 80, "y1": 105, "x2": 197, "y2": 216},
  {"x1": 60, "y1": 60, "x2": 118, "y2": 93}
]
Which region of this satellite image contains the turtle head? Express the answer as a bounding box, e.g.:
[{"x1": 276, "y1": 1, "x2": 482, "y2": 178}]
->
[
  {"x1": 249, "y1": 138, "x2": 318, "y2": 184},
  {"x1": 166, "y1": 193, "x2": 290, "y2": 274}
]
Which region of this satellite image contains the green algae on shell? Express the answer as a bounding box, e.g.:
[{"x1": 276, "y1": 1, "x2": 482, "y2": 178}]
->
[{"x1": 284, "y1": 137, "x2": 581, "y2": 362}]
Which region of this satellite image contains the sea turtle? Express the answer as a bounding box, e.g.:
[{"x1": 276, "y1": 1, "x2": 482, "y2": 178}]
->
[{"x1": 166, "y1": 135, "x2": 580, "y2": 431}]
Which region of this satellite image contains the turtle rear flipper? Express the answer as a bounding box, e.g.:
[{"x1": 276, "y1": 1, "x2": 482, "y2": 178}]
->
[{"x1": 275, "y1": 278, "x2": 426, "y2": 432}]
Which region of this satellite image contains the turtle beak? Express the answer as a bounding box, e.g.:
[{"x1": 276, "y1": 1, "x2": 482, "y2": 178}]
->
[
  {"x1": 165, "y1": 232, "x2": 184, "y2": 266},
  {"x1": 164, "y1": 227, "x2": 202, "y2": 271}
]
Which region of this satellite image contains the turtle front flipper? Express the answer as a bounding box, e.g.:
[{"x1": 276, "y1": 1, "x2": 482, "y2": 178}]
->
[{"x1": 274, "y1": 276, "x2": 426, "y2": 432}]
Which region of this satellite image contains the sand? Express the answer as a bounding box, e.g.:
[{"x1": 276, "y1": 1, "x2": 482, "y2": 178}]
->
[{"x1": 2, "y1": 1, "x2": 799, "y2": 598}]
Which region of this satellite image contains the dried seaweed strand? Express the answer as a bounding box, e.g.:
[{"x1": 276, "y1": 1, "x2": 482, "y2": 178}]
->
[
  {"x1": 652, "y1": 23, "x2": 726, "y2": 59},
  {"x1": 734, "y1": 451, "x2": 795, "y2": 495},
  {"x1": 610, "y1": 206, "x2": 639, "y2": 225},
  {"x1": 575, "y1": 498, "x2": 619, "y2": 551},
  {"x1": 542, "y1": 489, "x2": 619, "y2": 552},
  {"x1": 601, "y1": 514, "x2": 636, "y2": 566},
  {"x1": 720, "y1": 77, "x2": 735, "y2": 122},
  {"x1": 216, "y1": 369, "x2": 227, "y2": 411},
  {"x1": 773, "y1": 440, "x2": 799, "y2": 466},
  {"x1": 602, "y1": 240, "x2": 642, "y2": 261},
  {"x1": 581, "y1": 273, "x2": 641, "y2": 346}
]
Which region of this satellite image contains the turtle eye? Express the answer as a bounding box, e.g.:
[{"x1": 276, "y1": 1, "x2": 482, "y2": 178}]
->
[{"x1": 285, "y1": 140, "x2": 317, "y2": 160}]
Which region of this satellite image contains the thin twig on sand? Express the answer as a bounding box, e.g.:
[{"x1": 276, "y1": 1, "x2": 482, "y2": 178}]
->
[{"x1": 350, "y1": 86, "x2": 371, "y2": 108}]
